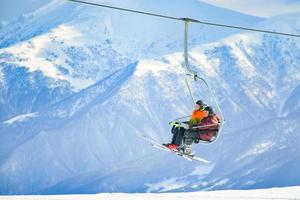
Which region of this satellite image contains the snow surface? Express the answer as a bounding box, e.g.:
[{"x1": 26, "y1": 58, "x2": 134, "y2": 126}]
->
[{"x1": 1, "y1": 186, "x2": 300, "y2": 200}]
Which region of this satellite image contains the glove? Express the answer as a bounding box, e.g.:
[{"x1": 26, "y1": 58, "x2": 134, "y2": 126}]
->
[
  {"x1": 169, "y1": 121, "x2": 181, "y2": 128},
  {"x1": 169, "y1": 121, "x2": 188, "y2": 129}
]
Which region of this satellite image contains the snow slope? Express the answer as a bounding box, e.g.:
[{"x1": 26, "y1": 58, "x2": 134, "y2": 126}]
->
[{"x1": 1, "y1": 186, "x2": 300, "y2": 200}]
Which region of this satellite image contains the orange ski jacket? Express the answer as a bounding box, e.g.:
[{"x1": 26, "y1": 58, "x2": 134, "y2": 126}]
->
[{"x1": 189, "y1": 109, "x2": 208, "y2": 127}]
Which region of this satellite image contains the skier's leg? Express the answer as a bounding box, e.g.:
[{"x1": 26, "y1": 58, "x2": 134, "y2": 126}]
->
[
  {"x1": 183, "y1": 129, "x2": 199, "y2": 155},
  {"x1": 174, "y1": 127, "x2": 185, "y2": 146},
  {"x1": 184, "y1": 129, "x2": 199, "y2": 145},
  {"x1": 171, "y1": 127, "x2": 179, "y2": 144}
]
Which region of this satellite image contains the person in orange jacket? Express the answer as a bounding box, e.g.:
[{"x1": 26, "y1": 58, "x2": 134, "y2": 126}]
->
[
  {"x1": 164, "y1": 100, "x2": 208, "y2": 150},
  {"x1": 188, "y1": 100, "x2": 209, "y2": 129}
]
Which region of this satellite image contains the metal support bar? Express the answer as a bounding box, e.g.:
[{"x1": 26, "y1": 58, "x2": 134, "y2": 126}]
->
[
  {"x1": 185, "y1": 76, "x2": 196, "y2": 105},
  {"x1": 184, "y1": 20, "x2": 190, "y2": 72},
  {"x1": 195, "y1": 76, "x2": 225, "y2": 138},
  {"x1": 183, "y1": 19, "x2": 197, "y2": 106}
]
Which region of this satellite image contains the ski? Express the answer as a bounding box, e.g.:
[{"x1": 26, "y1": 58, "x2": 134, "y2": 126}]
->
[{"x1": 140, "y1": 134, "x2": 211, "y2": 164}]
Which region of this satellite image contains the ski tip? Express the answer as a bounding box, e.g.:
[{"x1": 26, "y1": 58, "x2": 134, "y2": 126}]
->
[
  {"x1": 197, "y1": 159, "x2": 211, "y2": 164},
  {"x1": 187, "y1": 155, "x2": 211, "y2": 164}
]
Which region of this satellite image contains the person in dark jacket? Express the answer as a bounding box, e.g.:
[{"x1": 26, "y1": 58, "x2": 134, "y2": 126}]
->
[
  {"x1": 197, "y1": 106, "x2": 221, "y2": 142},
  {"x1": 183, "y1": 106, "x2": 221, "y2": 153}
]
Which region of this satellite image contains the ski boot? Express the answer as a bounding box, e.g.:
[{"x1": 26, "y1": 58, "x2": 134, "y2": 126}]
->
[
  {"x1": 183, "y1": 144, "x2": 193, "y2": 156},
  {"x1": 163, "y1": 143, "x2": 179, "y2": 151}
]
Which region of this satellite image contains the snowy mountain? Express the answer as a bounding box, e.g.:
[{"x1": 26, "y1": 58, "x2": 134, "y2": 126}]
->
[
  {"x1": 0, "y1": 0, "x2": 300, "y2": 195},
  {"x1": 0, "y1": 0, "x2": 262, "y2": 121}
]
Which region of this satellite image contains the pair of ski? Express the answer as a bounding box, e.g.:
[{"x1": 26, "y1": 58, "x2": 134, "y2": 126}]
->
[{"x1": 140, "y1": 134, "x2": 210, "y2": 164}]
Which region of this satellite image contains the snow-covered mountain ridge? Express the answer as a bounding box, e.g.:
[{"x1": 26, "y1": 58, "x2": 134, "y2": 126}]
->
[
  {"x1": 0, "y1": 0, "x2": 263, "y2": 122},
  {"x1": 0, "y1": 0, "x2": 299, "y2": 195}
]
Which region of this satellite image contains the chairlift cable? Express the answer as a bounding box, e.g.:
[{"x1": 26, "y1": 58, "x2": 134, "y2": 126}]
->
[
  {"x1": 68, "y1": 0, "x2": 300, "y2": 38},
  {"x1": 67, "y1": 0, "x2": 180, "y2": 21}
]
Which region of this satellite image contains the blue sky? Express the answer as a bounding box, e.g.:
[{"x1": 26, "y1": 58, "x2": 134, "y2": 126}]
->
[{"x1": 1, "y1": 0, "x2": 300, "y2": 22}]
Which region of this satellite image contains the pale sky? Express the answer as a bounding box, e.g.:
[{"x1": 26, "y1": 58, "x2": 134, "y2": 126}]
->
[
  {"x1": 1, "y1": 0, "x2": 300, "y2": 22},
  {"x1": 199, "y1": 0, "x2": 300, "y2": 17},
  {"x1": 0, "y1": 0, "x2": 51, "y2": 21}
]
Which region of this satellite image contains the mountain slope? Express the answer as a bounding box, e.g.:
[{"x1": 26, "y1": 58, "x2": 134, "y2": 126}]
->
[
  {"x1": 0, "y1": 0, "x2": 263, "y2": 121},
  {"x1": 0, "y1": 0, "x2": 300, "y2": 195}
]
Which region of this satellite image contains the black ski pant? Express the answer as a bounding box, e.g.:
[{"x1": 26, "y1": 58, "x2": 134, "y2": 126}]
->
[
  {"x1": 171, "y1": 127, "x2": 200, "y2": 146},
  {"x1": 171, "y1": 126, "x2": 186, "y2": 146}
]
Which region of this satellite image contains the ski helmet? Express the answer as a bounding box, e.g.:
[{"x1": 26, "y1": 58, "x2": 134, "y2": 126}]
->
[
  {"x1": 195, "y1": 100, "x2": 204, "y2": 106},
  {"x1": 205, "y1": 106, "x2": 214, "y2": 115}
]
